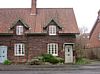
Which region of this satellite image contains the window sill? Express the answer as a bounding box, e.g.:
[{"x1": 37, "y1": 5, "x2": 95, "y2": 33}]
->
[
  {"x1": 49, "y1": 34, "x2": 56, "y2": 36},
  {"x1": 14, "y1": 54, "x2": 25, "y2": 57},
  {"x1": 52, "y1": 54, "x2": 58, "y2": 56}
]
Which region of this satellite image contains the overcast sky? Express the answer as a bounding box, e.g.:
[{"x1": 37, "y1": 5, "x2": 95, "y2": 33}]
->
[{"x1": 0, "y1": 0, "x2": 99, "y2": 33}]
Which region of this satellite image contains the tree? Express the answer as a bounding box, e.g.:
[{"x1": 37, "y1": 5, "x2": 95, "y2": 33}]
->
[
  {"x1": 75, "y1": 26, "x2": 89, "y2": 58},
  {"x1": 79, "y1": 26, "x2": 88, "y2": 35}
]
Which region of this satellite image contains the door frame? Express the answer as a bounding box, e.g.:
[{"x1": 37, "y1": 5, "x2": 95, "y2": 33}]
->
[
  {"x1": 0, "y1": 46, "x2": 8, "y2": 63},
  {"x1": 64, "y1": 43, "x2": 74, "y2": 63}
]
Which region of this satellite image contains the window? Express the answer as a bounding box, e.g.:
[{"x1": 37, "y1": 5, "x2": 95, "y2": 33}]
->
[
  {"x1": 87, "y1": 36, "x2": 89, "y2": 38},
  {"x1": 14, "y1": 43, "x2": 25, "y2": 56},
  {"x1": 49, "y1": 25, "x2": 56, "y2": 35},
  {"x1": 99, "y1": 33, "x2": 100, "y2": 40},
  {"x1": 98, "y1": 16, "x2": 100, "y2": 20},
  {"x1": 16, "y1": 25, "x2": 23, "y2": 35},
  {"x1": 47, "y1": 43, "x2": 58, "y2": 56}
]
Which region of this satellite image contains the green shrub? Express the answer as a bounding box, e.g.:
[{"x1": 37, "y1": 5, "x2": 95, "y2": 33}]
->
[
  {"x1": 49, "y1": 57, "x2": 59, "y2": 64},
  {"x1": 42, "y1": 54, "x2": 54, "y2": 62},
  {"x1": 76, "y1": 58, "x2": 90, "y2": 65},
  {"x1": 28, "y1": 54, "x2": 64, "y2": 65},
  {"x1": 3, "y1": 59, "x2": 12, "y2": 65},
  {"x1": 42, "y1": 54, "x2": 61, "y2": 64},
  {"x1": 56, "y1": 57, "x2": 64, "y2": 63}
]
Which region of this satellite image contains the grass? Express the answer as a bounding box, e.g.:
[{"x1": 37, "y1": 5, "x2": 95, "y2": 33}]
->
[
  {"x1": 3, "y1": 59, "x2": 12, "y2": 65},
  {"x1": 76, "y1": 58, "x2": 90, "y2": 65}
]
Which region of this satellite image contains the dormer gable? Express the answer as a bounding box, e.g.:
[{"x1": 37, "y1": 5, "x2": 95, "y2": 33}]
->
[
  {"x1": 43, "y1": 19, "x2": 62, "y2": 29},
  {"x1": 10, "y1": 19, "x2": 29, "y2": 35},
  {"x1": 10, "y1": 19, "x2": 29, "y2": 30},
  {"x1": 43, "y1": 19, "x2": 63, "y2": 35}
]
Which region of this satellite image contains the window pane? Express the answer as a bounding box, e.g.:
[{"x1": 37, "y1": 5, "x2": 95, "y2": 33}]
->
[
  {"x1": 14, "y1": 43, "x2": 25, "y2": 56},
  {"x1": 49, "y1": 25, "x2": 56, "y2": 35},
  {"x1": 47, "y1": 43, "x2": 58, "y2": 56},
  {"x1": 55, "y1": 44, "x2": 56, "y2": 54},
  {"x1": 16, "y1": 26, "x2": 23, "y2": 35},
  {"x1": 19, "y1": 45, "x2": 21, "y2": 54},
  {"x1": 22, "y1": 44, "x2": 25, "y2": 54},
  {"x1": 52, "y1": 44, "x2": 53, "y2": 54}
]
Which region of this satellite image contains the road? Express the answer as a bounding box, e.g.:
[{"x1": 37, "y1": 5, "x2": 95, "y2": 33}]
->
[
  {"x1": 0, "y1": 65, "x2": 100, "y2": 74},
  {"x1": 0, "y1": 70, "x2": 100, "y2": 74}
]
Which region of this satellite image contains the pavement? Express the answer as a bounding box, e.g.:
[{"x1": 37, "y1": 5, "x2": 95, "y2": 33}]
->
[
  {"x1": 0, "y1": 60, "x2": 100, "y2": 71},
  {"x1": 0, "y1": 61, "x2": 100, "y2": 74},
  {"x1": 0, "y1": 64, "x2": 100, "y2": 71},
  {"x1": 0, "y1": 64, "x2": 79, "y2": 71}
]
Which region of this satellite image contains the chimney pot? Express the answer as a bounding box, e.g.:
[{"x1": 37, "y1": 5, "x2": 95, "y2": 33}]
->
[{"x1": 31, "y1": 0, "x2": 37, "y2": 15}]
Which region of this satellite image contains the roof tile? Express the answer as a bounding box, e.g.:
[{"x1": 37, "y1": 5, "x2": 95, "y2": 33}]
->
[{"x1": 0, "y1": 8, "x2": 79, "y2": 34}]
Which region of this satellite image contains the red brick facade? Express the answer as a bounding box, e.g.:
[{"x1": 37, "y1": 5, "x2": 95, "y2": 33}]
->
[{"x1": 0, "y1": 33, "x2": 76, "y2": 63}]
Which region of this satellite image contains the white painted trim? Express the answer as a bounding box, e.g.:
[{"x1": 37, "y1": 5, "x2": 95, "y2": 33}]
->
[
  {"x1": 64, "y1": 43, "x2": 75, "y2": 45},
  {"x1": 49, "y1": 25, "x2": 56, "y2": 35},
  {"x1": 64, "y1": 45, "x2": 73, "y2": 63},
  {"x1": 63, "y1": 43, "x2": 74, "y2": 50},
  {"x1": 47, "y1": 43, "x2": 58, "y2": 56},
  {"x1": 16, "y1": 25, "x2": 23, "y2": 35},
  {"x1": 30, "y1": 13, "x2": 36, "y2": 15},
  {"x1": 14, "y1": 43, "x2": 25, "y2": 56}
]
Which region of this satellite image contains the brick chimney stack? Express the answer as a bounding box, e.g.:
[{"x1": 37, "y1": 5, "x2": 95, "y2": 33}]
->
[
  {"x1": 31, "y1": 0, "x2": 37, "y2": 15},
  {"x1": 98, "y1": 10, "x2": 100, "y2": 20}
]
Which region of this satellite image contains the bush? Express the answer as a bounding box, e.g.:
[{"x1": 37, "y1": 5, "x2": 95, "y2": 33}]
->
[
  {"x1": 37, "y1": 56, "x2": 43, "y2": 61},
  {"x1": 3, "y1": 59, "x2": 12, "y2": 65},
  {"x1": 49, "y1": 57, "x2": 59, "y2": 64},
  {"x1": 76, "y1": 58, "x2": 90, "y2": 65},
  {"x1": 28, "y1": 54, "x2": 64, "y2": 65},
  {"x1": 42, "y1": 54, "x2": 62, "y2": 64},
  {"x1": 56, "y1": 57, "x2": 64, "y2": 63},
  {"x1": 42, "y1": 54, "x2": 54, "y2": 62},
  {"x1": 29, "y1": 58, "x2": 43, "y2": 65}
]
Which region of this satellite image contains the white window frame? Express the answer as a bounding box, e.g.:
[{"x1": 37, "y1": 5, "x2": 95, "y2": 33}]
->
[
  {"x1": 14, "y1": 43, "x2": 25, "y2": 56},
  {"x1": 49, "y1": 25, "x2": 56, "y2": 35},
  {"x1": 99, "y1": 33, "x2": 100, "y2": 40},
  {"x1": 16, "y1": 25, "x2": 23, "y2": 35},
  {"x1": 47, "y1": 43, "x2": 58, "y2": 56}
]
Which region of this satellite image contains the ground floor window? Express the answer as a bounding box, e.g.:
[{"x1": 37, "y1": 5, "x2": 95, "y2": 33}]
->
[
  {"x1": 14, "y1": 43, "x2": 25, "y2": 56},
  {"x1": 47, "y1": 43, "x2": 58, "y2": 56}
]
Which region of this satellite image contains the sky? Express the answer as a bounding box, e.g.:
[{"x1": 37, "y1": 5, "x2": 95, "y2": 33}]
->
[{"x1": 0, "y1": 0, "x2": 99, "y2": 33}]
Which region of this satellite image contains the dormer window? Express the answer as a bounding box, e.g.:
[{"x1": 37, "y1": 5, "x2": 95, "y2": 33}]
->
[
  {"x1": 16, "y1": 25, "x2": 23, "y2": 35},
  {"x1": 49, "y1": 25, "x2": 56, "y2": 35}
]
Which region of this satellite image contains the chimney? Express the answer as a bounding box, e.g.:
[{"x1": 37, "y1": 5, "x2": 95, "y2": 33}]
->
[
  {"x1": 31, "y1": 0, "x2": 37, "y2": 15},
  {"x1": 98, "y1": 10, "x2": 100, "y2": 20}
]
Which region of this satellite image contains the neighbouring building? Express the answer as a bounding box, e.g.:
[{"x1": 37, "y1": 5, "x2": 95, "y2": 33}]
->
[
  {"x1": 0, "y1": 0, "x2": 79, "y2": 63},
  {"x1": 85, "y1": 10, "x2": 100, "y2": 59},
  {"x1": 89, "y1": 10, "x2": 100, "y2": 48}
]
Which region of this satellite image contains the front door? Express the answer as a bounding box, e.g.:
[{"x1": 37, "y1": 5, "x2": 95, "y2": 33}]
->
[
  {"x1": 0, "y1": 46, "x2": 7, "y2": 63},
  {"x1": 65, "y1": 45, "x2": 73, "y2": 63}
]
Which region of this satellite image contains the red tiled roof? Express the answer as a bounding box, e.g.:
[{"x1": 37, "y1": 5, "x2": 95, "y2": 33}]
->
[
  {"x1": 0, "y1": 8, "x2": 79, "y2": 34},
  {"x1": 89, "y1": 17, "x2": 98, "y2": 39}
]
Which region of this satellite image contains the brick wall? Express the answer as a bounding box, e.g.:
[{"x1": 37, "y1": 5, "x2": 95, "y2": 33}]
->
[{"x1": 0, "y1": 34, "x2": 76, "y2": 63}]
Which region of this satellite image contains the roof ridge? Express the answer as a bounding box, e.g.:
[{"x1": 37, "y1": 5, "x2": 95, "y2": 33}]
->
[
  {"x1": 0, "y1": 8, "x2": 30, "y2": 9},
  {"x1": 0, "y1": 8, "x2": 73, "y2": 9},
  {"x1": 37, "y1": 8, "x2": 73, "y2": 9}
]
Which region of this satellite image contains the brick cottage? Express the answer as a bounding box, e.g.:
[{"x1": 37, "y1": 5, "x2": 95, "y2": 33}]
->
[{"x1": 0, "y1": 0, "x2": 79, "y2": 63}]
